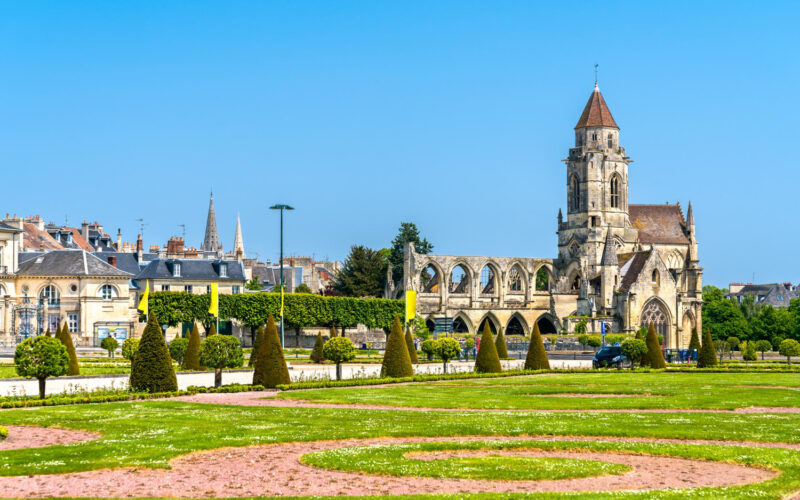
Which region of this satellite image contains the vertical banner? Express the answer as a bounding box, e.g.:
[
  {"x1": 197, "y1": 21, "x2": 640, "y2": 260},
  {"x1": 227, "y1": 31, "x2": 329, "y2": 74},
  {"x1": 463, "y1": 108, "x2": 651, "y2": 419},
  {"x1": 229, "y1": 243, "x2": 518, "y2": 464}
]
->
[
  {"x1": 209, "y1": 283, "x2": 219, "y2": 317},
  {"x1": 137, "y1": 281, "x2": 150, "y2": 318},
  {"x1": 601, "y1": 321, "x2": 607, "y2": 346},
  {"x1": 405, "y1": 290, "x2": 417, "y2": 325}
]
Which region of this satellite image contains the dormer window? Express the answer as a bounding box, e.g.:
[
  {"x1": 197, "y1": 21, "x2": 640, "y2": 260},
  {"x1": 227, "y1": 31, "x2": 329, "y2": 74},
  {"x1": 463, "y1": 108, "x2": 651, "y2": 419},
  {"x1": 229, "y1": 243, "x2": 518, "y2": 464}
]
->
[
  {"x1": 220, "y1": 263, "x2": 227, "y2": 278},
  {"x1": 173, "y1": 262, "x2": 181, "y2": 277}
]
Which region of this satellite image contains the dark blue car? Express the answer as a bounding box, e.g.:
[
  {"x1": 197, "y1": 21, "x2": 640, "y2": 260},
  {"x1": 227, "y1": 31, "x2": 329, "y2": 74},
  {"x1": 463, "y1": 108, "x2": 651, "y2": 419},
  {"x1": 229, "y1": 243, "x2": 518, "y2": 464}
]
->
[{"x1": 592, "y1": 345, "x2": 629, "y2": 369}]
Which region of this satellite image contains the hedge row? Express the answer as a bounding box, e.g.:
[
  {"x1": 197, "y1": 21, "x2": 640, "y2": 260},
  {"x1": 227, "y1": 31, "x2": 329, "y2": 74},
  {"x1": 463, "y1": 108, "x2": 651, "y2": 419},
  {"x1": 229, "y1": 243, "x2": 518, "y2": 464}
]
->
[{"x1": 148, "y1": 292, "x2": 404, "y2": 330}]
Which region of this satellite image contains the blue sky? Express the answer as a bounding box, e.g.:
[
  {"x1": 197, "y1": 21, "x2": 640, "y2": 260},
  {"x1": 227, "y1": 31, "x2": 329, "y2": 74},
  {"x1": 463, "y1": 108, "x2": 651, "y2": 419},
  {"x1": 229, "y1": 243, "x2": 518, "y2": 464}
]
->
[{"x1": 1, "y1": 1, "x2": 797, "y2": 286}]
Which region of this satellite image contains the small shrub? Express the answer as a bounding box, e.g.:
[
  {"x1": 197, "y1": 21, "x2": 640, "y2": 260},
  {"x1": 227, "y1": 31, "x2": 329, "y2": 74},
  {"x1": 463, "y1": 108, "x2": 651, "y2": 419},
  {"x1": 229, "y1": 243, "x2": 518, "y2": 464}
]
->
[
  {"x1": 310, "y1": 332, "x2": 325, "y2": 363},
  {"x1": 727, "y1": 336, "x2": 741, "y2": 352},
  {"x1": 181, "y1": 323, "x2": 202, "y2": 371},
  {"x1": 474, "y1": 321, "x2": 502, "y2": 373},
  {"x1": 577, "y1": 334, "x2": 590, "y2": 348},
  {"x1": 435, "y1": 337, "x2": 461, "y2": 373},
  {"x1": 168, "y1": 338, "x2": 189, "y2": 364},
  {"x1": 323, "y1": 337, "x2": 356, "y2": 380},
  {"x1": 199, "y1": 335, "x2": 244, "y2": 387},
  {"x1": 779, "y1": 339, "x2": 800, "y2": 365},
  {"x1": 621, "y1": 339, "x2": 647, "y2": 368},
  {"x1": 421, "y1": 339, "x2": 437, "y2": 361},
  {"x1": 380, "y1": 315, "x2": 413, "y2": 378},
  {"x1": 121, "y1": 338, "x2": 140, "y2": 361},
  {"x1": 100, "y1": 336, "x2": 119, "y2": 358},
  {"x1": 605, "y1": 334, "x2": 626, "y2": 345},
  {"x1": 495, "y1": 327, "x2": 509, "y2": 359},
  {"x1": 15, "y1": 335, "x2": 69, "y2": 399},
  {"x1": 0, "y1": 426, "x2": 7, "y2": 440},
  {"x1": 129, "y1": 313, "x2": 178, "y2": 393},
  {"x1": 524, "y1": 321, "x2": 550, "y2": 371},
  {"x1": 742, "y1": 341, "x2": 757, "y2": 362},
  {"x1": 586, "y1": 335, "x2": 602, "y2": 350}
]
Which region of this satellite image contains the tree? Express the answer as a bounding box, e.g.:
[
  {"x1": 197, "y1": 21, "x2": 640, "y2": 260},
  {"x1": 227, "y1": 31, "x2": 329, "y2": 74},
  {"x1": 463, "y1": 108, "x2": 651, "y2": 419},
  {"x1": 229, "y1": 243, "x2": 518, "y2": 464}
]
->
[
  {"x1": 121, "y1": 338, "x2": 140, "y2": 361},
  {"x1": 495, "y1": 327, "x2": 509, "y2": 359},
  {"x1": 621, "y1": 339, "x2": 648, "y2": 369},
  {"x1": 435, "y1": 338, "x2": 461, "y2": 374},
  {"x1": 388, "y1": 222, "x2": 433, "y2": 285},
  {"x1": 714, "y1": 339, "x2": 729, "y2": 364},
  {"x1": 474, "y1": 321, "x2": 502, "y2": 373},
  {"x1": 182, "y1": 323, "x2": 202, "y2": 371},
  {"x1": 245, "y1": 277, "x2": 262, "y2": 291},
  {"x1": 575, "y1": 320, "x2": 587, "y2": 334},
  {"x1": 331, "y1": 245, "x2": 388, "y2": 297},
  {"x1": 199, "y1": 335, "x2": 244, "y2": 387},
  {"x1": 755, "y1": 339, "x2": 773, "y2": 360},
  {"x1": 751, "y1": 306, "x2": 794, "y2": 343},
  {"x1": 405, "y1": 327, "x2": 418, "y2": 364},
  {"x1": 323, "y1": 337, "x2": 356, "y2": 380},
  {"x1": 524, "y1": 322, "x2": 551, "y2": 370},
  {"x1": 421, "y1": 339, "x2": 437, "y2": 361},
  {"x1": 129, "y1": 313, "x2": 178, "y2": 393},
  {"x1": 168, "y1": 338, "x2": 189, "y2": 364},
  {"x1": 742, "y1": 341, "x2": 757, "y2": 362},
  {"x1": 697, "y1": 328, "x2": 718, "y2": 368},
  {"x1": 577, "y1": 334, "x2": 590, "y2": 349},
  {"x1": 412, "y1": 317, "x2": 431, "y2": 340},
  {"x1": 252, "y1": 314, "x2": 291, "y2": 388},
  {"x1": 779, "y1": 339, "x2": 800, "y2": 365},
  {"x1": 293, "y1": 283, "x2": 312, "y2": 294},
  {"x1": 726, "y1": 336, "x2": 740, "y2": 352},
  {"x1": 100, "y1": 336, "x2": 118, "y2": 358},
  {"x1": 57, "y1": 323, "x2": 80, "y2": 376},
  {"x1": 703, "y1": 298, "x2": 751, "y2": 341},
  {"x1": 380, "y1": 315, "x2": 414, "y2": 378},
  {"x1": 688, "y1": 328, "x2": 701, "y2": 354},
  {"x1": 310, "y1": 333, "x2": 325, "y2": 363},
  {"x1": 15, "y1": 335, "x2": 68, "y2": 399},
  {"x1": 642, "y1": 323, "x2": 666, "y2": 369}
]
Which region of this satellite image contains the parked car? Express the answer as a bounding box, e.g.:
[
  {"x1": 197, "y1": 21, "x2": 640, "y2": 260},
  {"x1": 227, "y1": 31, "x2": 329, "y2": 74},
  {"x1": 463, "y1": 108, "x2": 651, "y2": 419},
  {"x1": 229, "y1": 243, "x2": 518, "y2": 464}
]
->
[{"x1": 592, "y1": 345, "x2": 629, "y2": 369}]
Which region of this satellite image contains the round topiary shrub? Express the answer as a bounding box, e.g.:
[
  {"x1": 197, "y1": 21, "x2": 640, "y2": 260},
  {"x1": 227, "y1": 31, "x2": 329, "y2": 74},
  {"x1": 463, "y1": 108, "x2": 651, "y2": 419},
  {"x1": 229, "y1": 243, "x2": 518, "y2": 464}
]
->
[
  {"x1": 199, "y1": 335, "x2": 244, "y2": 387},
  {"x1": 129, "y1": 313, "x2": 178, "y2": 393},
  {"x1": 100, "y1": 336, "x2": 119, "y2": 358},
  {"x1": 621, "y1": 338, "x2": 647, "y2": 369},
  {"x1": 323, "y1": 337, "x2": 357, "y2": 380},
  {"x1": 169, "y1": 338, "x2": 190, "y2": 364},
  {"x1": 586, "y1": 335, "x2": 602, "y2": 351},
  {"x1": 435, "y1": 337, "x2": 461, "y2": 374},
  {"x1": 421, "y1": 339, "x2": 437, "y2": 361},
  {"x1": 121, "y1": 338, "x2": 140, "y2": 362},
  {"x1": 779, "y1": 339, "x2": 800, "y2": 365},
  {"x1": 15, "y1": 335, "x2": 69, "y2": 399}
]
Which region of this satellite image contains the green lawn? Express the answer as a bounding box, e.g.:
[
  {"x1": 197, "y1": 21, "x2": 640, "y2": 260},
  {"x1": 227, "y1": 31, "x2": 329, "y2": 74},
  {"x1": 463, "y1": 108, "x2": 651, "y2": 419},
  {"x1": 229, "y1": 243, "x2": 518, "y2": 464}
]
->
[{"x1": 276, "y1": 372, "x2": 800, "y2": 410}]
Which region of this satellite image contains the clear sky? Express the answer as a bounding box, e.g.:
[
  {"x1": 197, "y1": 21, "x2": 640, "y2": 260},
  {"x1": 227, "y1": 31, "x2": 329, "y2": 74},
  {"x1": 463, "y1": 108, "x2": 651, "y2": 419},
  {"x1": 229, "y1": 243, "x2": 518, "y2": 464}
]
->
[{"x1": 1, "y1": 1, "x2": 797, "y2": 286}]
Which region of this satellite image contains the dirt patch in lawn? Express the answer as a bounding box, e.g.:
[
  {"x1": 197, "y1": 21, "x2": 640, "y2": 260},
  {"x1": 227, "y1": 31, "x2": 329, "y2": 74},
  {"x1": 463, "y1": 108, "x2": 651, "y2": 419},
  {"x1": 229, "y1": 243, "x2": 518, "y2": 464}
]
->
[{"x1": 0, "y1": 425, "x2": 99, "y2": 451}]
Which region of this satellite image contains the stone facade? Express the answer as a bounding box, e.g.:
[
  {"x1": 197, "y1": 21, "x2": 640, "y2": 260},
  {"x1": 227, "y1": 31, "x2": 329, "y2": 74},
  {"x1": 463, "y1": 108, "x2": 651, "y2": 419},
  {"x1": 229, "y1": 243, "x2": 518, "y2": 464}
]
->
[{"x1": 402, "y1": 84, "x2": 703, "y2": 349}]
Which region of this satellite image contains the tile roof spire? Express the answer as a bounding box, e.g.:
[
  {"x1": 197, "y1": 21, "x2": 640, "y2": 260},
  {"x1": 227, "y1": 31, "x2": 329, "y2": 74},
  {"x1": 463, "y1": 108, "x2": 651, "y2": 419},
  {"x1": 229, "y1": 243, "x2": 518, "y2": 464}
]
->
[
  {"x1": 202, "y1": 191, "x2": 222, "y2": 253},
  {"x1": 600, "y1": 226, "x2": 618, "y2": 266},
  {"x1": 575, "y1": 85, "x2": 618, "y2": 130},
  {"x1": 232, "y1": 213, "x2": 245, "y2": 259}
]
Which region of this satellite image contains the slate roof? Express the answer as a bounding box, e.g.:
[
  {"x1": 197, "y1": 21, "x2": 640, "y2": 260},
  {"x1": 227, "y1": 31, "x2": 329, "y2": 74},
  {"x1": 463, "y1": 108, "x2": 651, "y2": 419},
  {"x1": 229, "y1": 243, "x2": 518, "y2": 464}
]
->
[
  {"x1": 92, "y1": 252, "x2": 144, "y2": 275},
  {"x1": 618, "y1": 250, "x2": 651, "y2": 291},
  {"x1": 0, "y1": 222, "x2": 22, "y2": 233},
  {"x1": 629, "y1": 204, "x2": 690, "y2": 245},
  {"x1": 15, "y1": 250, "x2": 132, "y2": 277},
  {"x1": 134, "y1": 258, "x2": 246, "y2": 282},
  {"x1": 575, "y1": 86, "x2": 618, "y2": 129},
  {"x1": 727, "y1": 283, "x2": 800, "y2": 308}
]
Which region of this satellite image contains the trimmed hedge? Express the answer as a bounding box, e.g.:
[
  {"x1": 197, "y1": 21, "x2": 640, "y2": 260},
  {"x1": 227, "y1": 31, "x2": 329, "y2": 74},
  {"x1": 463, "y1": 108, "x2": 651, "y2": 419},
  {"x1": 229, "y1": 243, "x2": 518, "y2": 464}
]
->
[
  {"x1": 381, "y1": 315, "x2": 414, "y2": 378},
  {"x1": 474, "y1": 321, "x2": 502, "y2": 373},
  {"x1": 129, "y1": 313, "x2": 178, "y2": 393},
  {"x1": 524, "y1": 322, "x2": 551, "y2": 370}
]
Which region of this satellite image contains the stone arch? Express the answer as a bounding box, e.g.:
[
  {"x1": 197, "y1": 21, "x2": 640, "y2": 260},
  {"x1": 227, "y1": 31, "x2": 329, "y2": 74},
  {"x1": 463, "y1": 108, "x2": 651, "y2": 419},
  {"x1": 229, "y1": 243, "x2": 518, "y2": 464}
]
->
[
  {"x1": 448, "y1": 263, "x2": 471, "y2": 294},
  {"x1": 478, "y1": 262, "x2": 501, "y2": 296},
  {"x1": 535, "y1": 313, "x2": 559, "y2": 334},
  {"x1": 533, "y1": 264, "x2": 553, "y2": 292},
  {"x1": 507, "y1": 262, "x2": 527, "y2": 294},
  {"x1": 609, "y1": 173, "x2": 623, "y2": 209},
  {"x1": 506, "y1": 313, "x2": 528, "y2": 336},
  {"x1": 666, "y1": 251, "x2": 684, "y2": 269},
  {"x1": 477, "y1": 312, "x2": 500, "y2": 334},
  {"x1": 419, "y1": 262, "x2": 443, "y2": 294},
  {"x1": 640, "y1": 297, "x2": 671, "y2": 346},
  {"x1": 425, "y1": 316, "x2": 436, "y2": 335},
  {"x1": 569, "y1": 174, "x2": 580, "y2": 211},
  {"x1": 452, "y1": 312, "x2": 473, "y2": 334},
  {"x1": 681, "y1": 311, "x2": 696, "y2": 346}
]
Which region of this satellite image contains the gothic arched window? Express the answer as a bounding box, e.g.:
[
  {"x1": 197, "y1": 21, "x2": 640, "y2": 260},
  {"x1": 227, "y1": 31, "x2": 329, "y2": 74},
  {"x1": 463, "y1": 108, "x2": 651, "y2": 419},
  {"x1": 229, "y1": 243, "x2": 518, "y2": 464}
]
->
[
  {"x1": 569, "y1": 175, "x2": 580, "y2": 211},
  {"x1": 641, "y1": 299, "x2": 669, "y2": 342},
  {"x1": 651, "y1": 269, "x2": 660, "y2": 286},
  {"x1": 610, "y1": 175, "x2": 621, "y2": 209}
]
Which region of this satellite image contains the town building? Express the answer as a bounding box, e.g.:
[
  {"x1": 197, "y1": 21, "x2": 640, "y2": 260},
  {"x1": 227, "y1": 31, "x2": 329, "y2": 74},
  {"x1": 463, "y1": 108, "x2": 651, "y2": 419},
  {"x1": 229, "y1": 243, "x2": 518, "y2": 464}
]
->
[{"x1": 727, "y1": 282, "x2": 799, "y2": 308}]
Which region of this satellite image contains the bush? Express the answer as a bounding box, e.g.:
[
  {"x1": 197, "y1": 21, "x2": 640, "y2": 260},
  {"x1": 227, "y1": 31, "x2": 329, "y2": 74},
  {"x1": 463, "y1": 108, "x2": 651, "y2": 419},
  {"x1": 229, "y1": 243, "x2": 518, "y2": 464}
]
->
[
  {"x1": 697, "y1": 328, "x2": 718, "y2": 368},
  {"x1": 310, "y1": 332, "x2": 325, "y2": 363},
  {"x1": 779, "y1": 339, "x2": 800, "y2": 365},
  {"x1": 199, "y1": 335, "x2": 244, "y2": 387},
  {"x1": 252, "y1": 314, "x2": 291, "y2": 388},
  {"x1": 605, "y1": 334, "x2": 626, "y2": 346},
  {"x1": 621, "y1": 339, "x2": 648, "y2": 368},
  {"x1": 495, "y1": 327, "x2": 509, "y2": 359},
  {"x1": 421, "y1": 339, "x2": 437, "y2": 361},
  {"x1": 755, "y1": 339, "x2": 773, "y2": 360},
  {"x1": 575, "y1": 319, "x2": 587, "y2": 334},
  {"x1": 586, "y1": 335, "x2": 602, "y2": 350},
  {"x1": 129, "y1": 313, "x2": 178, "y2": 393},
  {"x1": 577, "y1": 334, "x2": 590, "y2": 348},
  {"x1": 168, "y1": 338, "x2": 189, "y2": 364},
  {"x1": 121, "y1": 338, "x2": 140, "y2": 361},
  {"x1": 688, "y1": 328, "x2": 701, "y2": 353},
  {"x1": 0, "y1": 426, "x2": 7, "y2": 440},
  {"x1": 642, "y1": 323, "x2": 666, "y2": 369},
  {"x1": 181, "y1": 323, "x2": 202, "y2": 371},
  {"x1": 524, "y1": 321, "x2": 550, "y2": 370},
  {"x1": 57, "y1": 323, "x2": 80, "y2": 376},
  {"x1": 100, "y1": 336, "x2": 119, "y2": 358},
  {"x1": 474, "y1": 321, "x2": 502, "y2": 373},
  {"x1": 435, "y1": 337, "x2": 461, "y2": 374},
  {"x1": 405, "y1": 327, "x2": 419, "y2": 364},
  {"x1": 322, "y1": 337, "x2": 356, "y2": 380},
  {"x1": 15, "y1": 335, "x2": 69, "y2": 399},
  {"x1": 248, "y1": 326, "x2": 264, "y2": 367},
  {"x1": 380, "y1": 315, "x2": 413, "y2": 378}
]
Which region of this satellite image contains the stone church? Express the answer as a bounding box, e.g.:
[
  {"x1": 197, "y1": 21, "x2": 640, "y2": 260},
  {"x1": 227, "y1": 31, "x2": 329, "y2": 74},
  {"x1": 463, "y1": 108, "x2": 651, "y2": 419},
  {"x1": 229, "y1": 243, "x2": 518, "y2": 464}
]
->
[{"x1": 400, "y1": 84, "x2": 703, "y2": 349}]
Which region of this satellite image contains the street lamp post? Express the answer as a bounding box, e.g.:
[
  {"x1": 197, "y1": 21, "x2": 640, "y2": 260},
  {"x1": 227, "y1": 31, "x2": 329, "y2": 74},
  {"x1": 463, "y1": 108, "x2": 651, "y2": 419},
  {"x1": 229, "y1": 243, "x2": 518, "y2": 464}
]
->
[{"x1": 269, "y1": 204, "x2": 294, "y2": 348}]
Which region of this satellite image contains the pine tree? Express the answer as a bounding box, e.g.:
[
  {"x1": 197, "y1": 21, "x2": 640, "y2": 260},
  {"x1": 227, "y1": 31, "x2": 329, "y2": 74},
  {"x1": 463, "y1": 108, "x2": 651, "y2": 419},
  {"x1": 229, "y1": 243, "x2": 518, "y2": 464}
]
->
[
  {"x1": 524, "y1": 321, "x2": 550, "y2": 370},
  {"x1": 405, "y1": 327, "x2": 419, "y2": 364},
  {"x1": 129, "y1": 313, "x2": 178, "y2": 392},
  {"x1": 248, "y1": 326, "x2": 264, "y2": 367},
  {"x1": 310, "y1": 332, "x2": 325, "y2": 363},
  {"x1": 252, "y1": 314, "x2": 290, "y2": 388},
  {"x1": 495, "y1": 327, "x2": 509, "y2": 359},
  {"x1": 697, "y1": 328, "x2": 718, "y2": 368},
  {"x1": 642, "y1": 322, "x2": 666, "y2": 369},
  {"x1": 380, "y1": 315, "x2": 414, "y2": 378},
  {"x1": 688, "y1": 328, "x2": 701, "y2": 354},
  {"x1": 181, "y1": 322, "x2": 202, "y2": 371},
  {"x1": 474, "y1": 321, "x2": 502, "y2": 373},
  {"x1": 58, "y1": 323, "x2": 80, "y2": 376}
]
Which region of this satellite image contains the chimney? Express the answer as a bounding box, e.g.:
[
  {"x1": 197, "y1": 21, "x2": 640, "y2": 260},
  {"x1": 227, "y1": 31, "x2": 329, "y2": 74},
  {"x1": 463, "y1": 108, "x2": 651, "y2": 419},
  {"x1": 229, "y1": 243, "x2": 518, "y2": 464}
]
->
[
  {"x1": 107, "y1": 256, "x2": 117, "y2": 267},
  {"x1": 81, "y1": 220, "x2": 89, "y2": 242},
  {"x1": 116, "y1": 228, "x2": 122, "y2": 250},
  {"x1": 136, "y1": 234, "x2": 143, "y2": 261}
]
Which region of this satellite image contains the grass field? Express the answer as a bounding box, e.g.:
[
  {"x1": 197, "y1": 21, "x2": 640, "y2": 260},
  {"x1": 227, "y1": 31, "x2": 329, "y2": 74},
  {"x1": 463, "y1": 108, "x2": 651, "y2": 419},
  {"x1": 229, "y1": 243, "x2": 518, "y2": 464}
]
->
[{"x1": 0, "y1": 371, "x2": 799, "y2": 498}]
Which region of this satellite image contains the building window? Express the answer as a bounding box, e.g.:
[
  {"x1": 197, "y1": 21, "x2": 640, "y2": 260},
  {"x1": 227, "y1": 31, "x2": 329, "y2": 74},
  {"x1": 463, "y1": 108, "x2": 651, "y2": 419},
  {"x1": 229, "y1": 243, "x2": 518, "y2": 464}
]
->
[
  {"x1": 161, "y1": 285, "x2": 170, "y2": 292},
  {"x1": 184, "y1": 285, "x2": 193, "y2": 293},
  {"x1": 232, "y1": 285, "x2": 240, "y2": 294},
  {"x1": 207, "y1": 285, "x2": 211, "y2": 294},
  {"x1": 68, "y1": 313, "x2": 78, "y2": 333},
  {"x1": 592, "y1": 133, "x2": 597, "y2": 141},
  {"x1": 98, "y1": 284, "x2": 117, "y2": 300},
  {"x1": 173, "y1": 263, "x2": 181, "y2": 277},
  {"x1": 48, "y1": 314, "x2": 60, "y2": 332},
  {"x1": 607, "y1": 133, "x2": 613, "y2": 149},
  {"x1": 569, "y1": 175, "x2": 580, "y2": 211},
  {"x1": 220, "y1": 263, "x2": 227, "y2": 278},
  {"x1": 40, "y1": 285, "x2": 60, "y2": 306},
  {"x1": 652, "y1": 270, "x2": 660, "y2": 286},
  {"x1": 590, "y1": 216, "x2": 598, "y2": 227},
  {"x1": 610, "y1": 175, "x2": 620, "y2": 208}
]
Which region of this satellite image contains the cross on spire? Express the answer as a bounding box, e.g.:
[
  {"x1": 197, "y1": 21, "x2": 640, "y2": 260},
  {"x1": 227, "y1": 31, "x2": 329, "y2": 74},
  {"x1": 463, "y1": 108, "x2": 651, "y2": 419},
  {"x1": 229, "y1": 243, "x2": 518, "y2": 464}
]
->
[{"x1": 594, "y1": 63, "x2": 599, "y2": 88}]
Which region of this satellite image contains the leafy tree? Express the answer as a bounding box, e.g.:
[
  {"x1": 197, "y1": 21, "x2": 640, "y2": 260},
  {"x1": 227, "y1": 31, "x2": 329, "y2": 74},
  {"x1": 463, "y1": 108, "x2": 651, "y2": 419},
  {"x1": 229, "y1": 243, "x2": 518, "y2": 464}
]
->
[
  {"x1": 535, "y1": 267, "x2": 549, "y2": 291},
  {"x1": 199, "y1": 335, "x2": 244, "y2": 387},
  {"x1": 331, "y1": 245, "x2": 388, "y2": 298},
  {"x1": 474, "y1": 321, "x2": 502, "y2": 373},
  {"x1": 421, "y1": 339, "x2": 437, "y2": 361},
  {"x1": 642, "y1": 323, "x2": 666, "y2": 369},
  {"x1": 252, "y1": 314, "x2": 290, "y2": 388},
  {"x1": 15, "y1": 335, "x2": 68, "y2": 399},
  {"x1": 495, "y1": 327, "x2": 509, "y2": 359},
  {"x1": 168, "y1": 338, "x2": 189, "y2": 364},
  {"x1": 181, "y1": 323, "x2": 202, "y2": 371},
  {"x1": 751, "y1": 306, "x2": 794, "y2": 343},
  {"x1": 412, "y1": 317, "x2": 431, "y2": 340},
  {"x1": 755, "y1": 339, "x2": 773, "y2": 360},
  {"x1": 294, "y1": 283, "x2": 312, "y2": 294},
  {"x1": 702, "y1": 285, "x2": 726, "y2": 304},
  {"x1": 524, "y1": 322, "x2": 550, "y2": 370},
  {"x1": 121, "y1": 338, "x2": 139, "y2": 361},
  {"x1": 697, "y1": 328, "x2": 718, "y2": 368},
  {"x1": 380, "y1": 315, "x2": 413, "y2": 378},
  {"x1": 129, "y1": 313, "x2": 178, "y2": 393},
  {"x1": 779, "y1": 339, "x2": 800, "y2": 365},
  {"x1": 621, "y1": 339, "x2": 648, "y2": 369},
  {"x1": 57, "y1": 323, "x2": 80, "y2": 376},
  {"x1": 322, "y1": 337, "x2": 356, "y2": 380},
  {"x1": 245, "y1": 277, "x2": 262, "y2": 291},
  {"x1": 575, "y1": 320, "x2": 587, "y2": 334},
  {"x1": 742, "y1": 341, "x2": 758, "y2": 362},
  {"x1": 388, "y1": 222, "x2": 433, "y2": 285},
  {"x1": 688, "y1": 328, "x2": 701, "y2": 354},
  {"x1": 577, "y1": 334, "x2": 589, "y2": 349},
  {"x1": 586, "y1": 335, "x2": 602, "y2": 351},
  {"x1": 714, "y1": 339, "x2": 729, "y2": 364},
  {"x1": 726, "y1": 336, "x2": 740, "y2": 358},
  {"x1": 100, "y1": 336, "x2": 118, "y2": 358},
  {"x1": 405, "y1": 327, "x2": 418, "y2": 364},
  {"x1": 703, "y1": 299, "x2": 751, "y2": 341},
  {"x1": 435, "y1": 338, "x2": 461, "y2": 374},
  {"x1": 310, "y1": 332, "x2": 325, "y2": 363},
  {"x1": 738, "y1": 294, "x2": 761, "y2": 321}
]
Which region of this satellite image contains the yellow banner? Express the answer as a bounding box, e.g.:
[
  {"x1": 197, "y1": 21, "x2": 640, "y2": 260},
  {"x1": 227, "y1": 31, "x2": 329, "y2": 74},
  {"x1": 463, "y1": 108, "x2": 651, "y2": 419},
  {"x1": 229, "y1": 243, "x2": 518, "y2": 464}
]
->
[
  {"x1": 209, "y1": 283, "x2": 219, "y2": 317},
  {"x1": 137, "y1": 281, "x2": 149, "y2": 316},
  {"x1": 405, "y1": 290, "x2": 417, "y2": 323}
]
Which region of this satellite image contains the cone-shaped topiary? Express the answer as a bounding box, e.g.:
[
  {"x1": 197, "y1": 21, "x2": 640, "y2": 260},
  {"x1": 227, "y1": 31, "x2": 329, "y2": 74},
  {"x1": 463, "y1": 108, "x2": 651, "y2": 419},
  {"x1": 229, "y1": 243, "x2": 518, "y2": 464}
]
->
[
  {"x1": 253, "y1": 314, "x2": 290, "y2": 388},
  {"x1": 642, "y1": 322, "x2": 666, "y2": 369},
  {"x1": 206, "y1": 323, "x2": 218, "y2": 337},
  {"x1": 45, "y1": 328, "x2": 52, "y2": 337},
  {"x1": 248, "y1": 326, "x2": 264, "y2": 367},
  {"x1": 130, "y1": 313, "x2": 178, "y2": 392},
  {"x1": 330, "y1": 325, "x2": 338, "y2": 338},
  {"x1": 495, "y1": 327, "x2": 509, "y2": 359},
  {"x1": 524, "y1": 321, "x2": 550, "y2": 370},
  {"x1": 405, "y1": 327, "x2": 418, "y2": 364},
  {"x1": 181, "y1": 322, "x2": 202, "y2": 371},
  {"x1": 474, "y1": 321, "x2": 502, "y2": 373},
  {"x1": 310, "y1": 332, "x2": 325, "y2": 363},
  {"x1": 697, "y1": 328, "x2": 718, "y2": 368},
  {"x1": 380, "y1": 315, "x2": 414, "y2": 378},
  {"x1": 635, "y1": 326, "x2": 645, "y2": 340},
  {"x1": 688, "y1": 328, "x2": 701, "y2": 353},
  {"x1": 58, "y1": 323, "x2": 80, "y2": 376}
]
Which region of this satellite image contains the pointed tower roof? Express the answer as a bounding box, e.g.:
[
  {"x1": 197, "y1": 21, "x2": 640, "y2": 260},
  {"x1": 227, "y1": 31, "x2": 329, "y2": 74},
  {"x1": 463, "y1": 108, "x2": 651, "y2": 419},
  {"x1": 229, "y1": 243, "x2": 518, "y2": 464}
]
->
[
  {"x1": 575, "y1": 84, "x2": 618, "y2": 129},
  {"x1": 600, "y1": 227, "x2": 618, "y2": 266},
  {"x1": 686, "y1": 201, "x2": 694, "y2": 226},
  {"x1": 232, "y1": 213, "x2": 245, "y2": 258},
  {"x1": 202, "y1": 192, "x2": 221, "y2": 253}
]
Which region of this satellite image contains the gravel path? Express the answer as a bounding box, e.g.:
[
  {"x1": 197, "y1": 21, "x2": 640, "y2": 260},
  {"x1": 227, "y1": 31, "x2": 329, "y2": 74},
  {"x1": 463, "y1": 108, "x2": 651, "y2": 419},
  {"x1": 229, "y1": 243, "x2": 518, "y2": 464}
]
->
[{"x1": 0, "y1": 425, "x2": 99, "y2": 451}]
